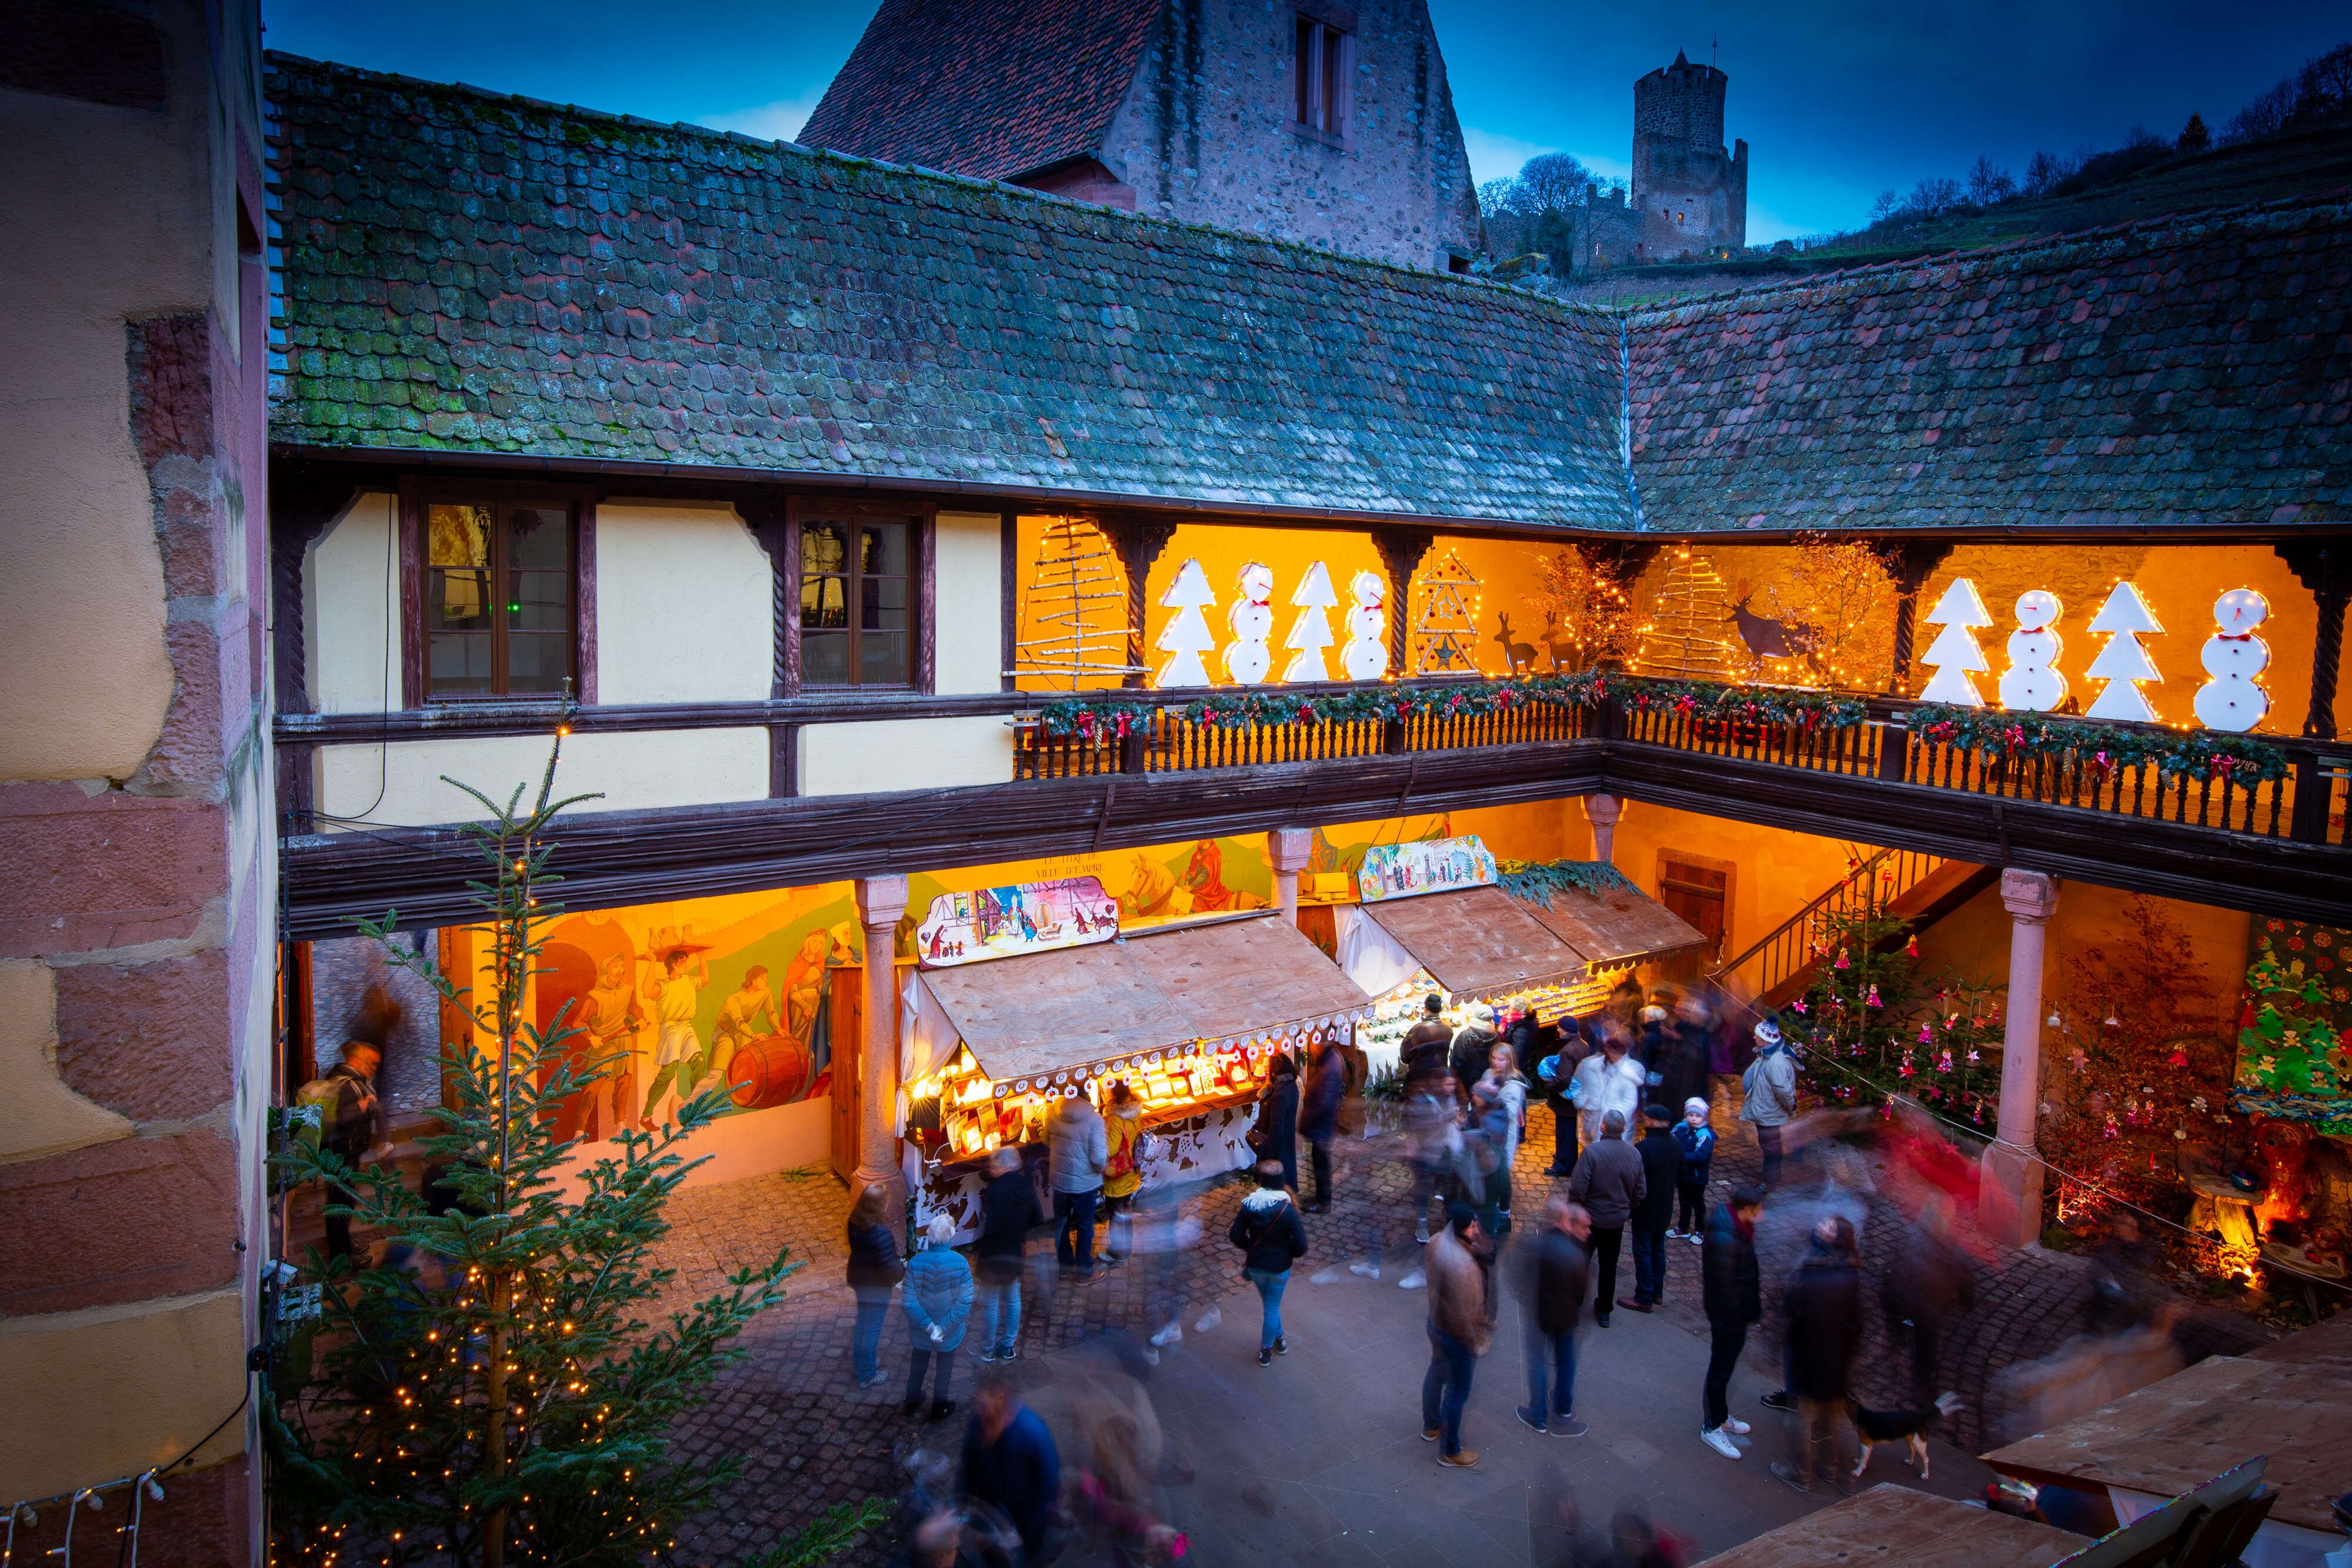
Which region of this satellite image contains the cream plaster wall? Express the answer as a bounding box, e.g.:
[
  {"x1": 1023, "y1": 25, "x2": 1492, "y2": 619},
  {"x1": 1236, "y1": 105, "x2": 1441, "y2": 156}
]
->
[
  {"x1": 596, "y1": 500, "x2": 772, "y2": 703},
  {"x1": 0, "y1": 1288, "x2": 248, "y2": 1499},
  {"x1": 799, "y1": 716, "x2": 1015, "y2": 797},
  {"x1": 933, "y1": 511, "x2": 1004, "y2": 695},
  {"x1": 306, "y1": 491, "x2": 402, "y2": 715},
  {"x1": 1608, "y1": 803, "x2": 1862, "y2": 970},
  {"x1": 0, "y1": 962, "x2": 134, "y2": 1161},
  {"x1": 316, "y1": 729, "x2": 770, "y2": 828}
]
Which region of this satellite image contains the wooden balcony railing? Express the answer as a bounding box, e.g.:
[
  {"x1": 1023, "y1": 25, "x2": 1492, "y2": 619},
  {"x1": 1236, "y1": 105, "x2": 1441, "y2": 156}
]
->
[{"x1": 1012, "y1": 697, "x2": 1587, "y2": 780}]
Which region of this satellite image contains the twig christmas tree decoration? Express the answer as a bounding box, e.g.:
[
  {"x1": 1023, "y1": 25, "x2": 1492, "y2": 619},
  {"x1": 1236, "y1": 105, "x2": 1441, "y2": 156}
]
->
[
  {"x1": 1154, "y1": 559, "x2": 1217, "y2": 688},
  {"x1": 1223, "y1": 561, "x2": 1275, "y2": 684},
  {"x1": 1916, "y1": 577, "x2": 1992, "y2": 706},
  {"x1": 1635, "y1": 546, "x2": 1735, "y2": 680},
  {"x1": 1341, "y1": 570, "x2": 1388, "y2": 680},
  {"x1": 1999, "y1": 590, "x2": 2068, "y2": 713},
  {"x1": 1014, "y1": 516, "x2": 1142, "y2": 684},
  {"x1": 1412, "y1": 551, "x2": 1483, "y2": 673},
  {"x1": 2194, "y1": 587, "x2": 2270, "y2": 731},
  {"x1": 2082, "y1": 582, "x2": 2165, "y2": 721},
  {"x1": 1282, "y1": 561, "x2": 1338, "y2": 682}
]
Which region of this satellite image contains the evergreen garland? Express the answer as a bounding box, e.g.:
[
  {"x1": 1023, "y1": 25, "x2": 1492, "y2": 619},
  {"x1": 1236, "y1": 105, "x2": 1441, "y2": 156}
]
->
[
  {"x1": 1498, "y1": 857, "x2": 1637, "y2": 908},
  {"x1": 1904, "y1": 705, "x2": 2288, "y2": 782}
]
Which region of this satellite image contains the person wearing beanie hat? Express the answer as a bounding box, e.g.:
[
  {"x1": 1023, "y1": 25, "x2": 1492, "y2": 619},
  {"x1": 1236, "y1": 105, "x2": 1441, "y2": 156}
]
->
[
  {"x1": 1739, "y1": 1019, "x2": 1799, "y2": 1185},
  {"x1": 1669, "y1": 1096, "x2": 1717, "y2": 1244}
]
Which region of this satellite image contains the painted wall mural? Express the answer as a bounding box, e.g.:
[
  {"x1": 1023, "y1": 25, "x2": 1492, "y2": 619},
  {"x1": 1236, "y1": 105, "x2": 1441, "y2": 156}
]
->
[{"x1": 2235, "y1": 916, "x2": 2352, "y2": 1137}]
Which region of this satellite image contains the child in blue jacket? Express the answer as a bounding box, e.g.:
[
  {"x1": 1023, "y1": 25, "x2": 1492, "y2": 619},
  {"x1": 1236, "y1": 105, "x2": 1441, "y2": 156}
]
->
[{"x1": 1669, "y1": 1096, "x2": 1716, "y2": 1242}]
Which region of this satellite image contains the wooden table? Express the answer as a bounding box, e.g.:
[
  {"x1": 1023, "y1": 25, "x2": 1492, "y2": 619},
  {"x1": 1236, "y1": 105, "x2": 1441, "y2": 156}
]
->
[
  {"x1": 2243, "y1": 1309, "x2": 2352, "y2": 1368},
  {"x1": 1982, "y1": 1355, "x2": 2352, "y2": 1550},
  {"x1": 1693, "y1": 1484, "x2": 2089, "y2": 1567}
]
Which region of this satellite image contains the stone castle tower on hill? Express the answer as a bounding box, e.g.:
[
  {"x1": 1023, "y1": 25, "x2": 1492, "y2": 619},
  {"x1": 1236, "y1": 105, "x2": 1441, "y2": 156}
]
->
[{"x1": 1632, "y1": 51, "x2": 1748, "y2": 258}]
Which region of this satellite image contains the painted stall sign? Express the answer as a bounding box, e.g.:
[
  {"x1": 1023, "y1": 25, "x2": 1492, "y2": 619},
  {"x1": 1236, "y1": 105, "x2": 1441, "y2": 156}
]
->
[
  {"x1": 1358, "y1": 835, "x2": 1499, "y2": 904},
  {"x1": 916, "y1": 877, "x2": 1121, "y2": 967}
]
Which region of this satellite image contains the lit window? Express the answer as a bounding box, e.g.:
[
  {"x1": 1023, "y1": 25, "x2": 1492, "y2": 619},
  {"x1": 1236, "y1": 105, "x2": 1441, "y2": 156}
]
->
[
  {"x1": 799, "y1": 517, "x2": 912, "y2": 687},
  {"x1": 423, "y1": 500, "x2": 574, "y2": 698}
]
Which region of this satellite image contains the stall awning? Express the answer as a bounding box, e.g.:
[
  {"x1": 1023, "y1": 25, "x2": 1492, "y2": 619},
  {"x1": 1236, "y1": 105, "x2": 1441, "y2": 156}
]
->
[
  {"x1": 915, "y1": 913, "x2": 1369, "y2": 1085},
  {"x1": 1358, "y1": 881, "x2": 1708, "y2": 996},
  {"x1": 1519, "y1": 882, "x2": 1709, "y2": 970}
]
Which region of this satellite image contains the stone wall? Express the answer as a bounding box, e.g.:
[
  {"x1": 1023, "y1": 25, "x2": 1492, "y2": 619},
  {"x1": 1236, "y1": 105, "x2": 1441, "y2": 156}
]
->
[{"x1": 1099, "y1": 0, "x2": 1479, "y2": 270}]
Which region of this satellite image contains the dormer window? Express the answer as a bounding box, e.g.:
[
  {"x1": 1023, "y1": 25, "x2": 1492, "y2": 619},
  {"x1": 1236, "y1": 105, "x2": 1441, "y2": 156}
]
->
[{"x1": 1292, "y1": 6, "x2": 1354, "y2": 145}]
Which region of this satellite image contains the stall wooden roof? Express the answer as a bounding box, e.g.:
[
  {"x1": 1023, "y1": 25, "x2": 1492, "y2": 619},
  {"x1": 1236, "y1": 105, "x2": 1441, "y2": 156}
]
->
[
  {"x1": 1359, "y1": 885, "x2": 1590, "y2": 994},
  {"x1": 1522, "y1": 882, "x2": 1709, "y2": 968},
  {"x1": 2241, "y1": 1310, "x2": 2352, "y2": 1368},
  {"x1": 917, "y1": 913, "x2": 1368, "y2": 1084},
  {"x1": 1982, "y1": 1355, "x2": 2352, "y2": 1534},
  {"x1": 1693, "y1": 1485, "x2": 2087, "y2": 1568}
]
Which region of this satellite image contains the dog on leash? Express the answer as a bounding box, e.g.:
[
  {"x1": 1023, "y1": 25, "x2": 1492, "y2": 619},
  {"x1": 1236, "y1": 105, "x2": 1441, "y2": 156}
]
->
[{"x1": 1847, "y1": 1392, "x2": 1963, "y2": 1480}]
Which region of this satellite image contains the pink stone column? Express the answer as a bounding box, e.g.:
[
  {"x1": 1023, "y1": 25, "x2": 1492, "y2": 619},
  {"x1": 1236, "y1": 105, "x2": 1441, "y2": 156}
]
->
[
  {"x1": 1268, "y1": 828, "x2": 1314, "y2": 925},
  {"x1": 1981, "y1": 870, "x2": 2058, "y2": 1249},
  {"x1": 854, "y1": 875, "x2": 908, "y2": 1198},
  {"x1": 1581, "y1": 794, "x2": 1623, "y2": 865}
]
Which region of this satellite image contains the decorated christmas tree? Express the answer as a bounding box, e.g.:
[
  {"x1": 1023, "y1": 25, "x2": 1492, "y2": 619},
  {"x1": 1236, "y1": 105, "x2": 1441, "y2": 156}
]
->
[
  {"x1": 1152, "y1": 558, "x2": 1217, "y2": 688},
  {"x1": 1780, "y1": 907, "x2": 2004, "y2": 1134},
  {"x1": 1014, "y1": 516, "x2": 1138, "y2": 687},
  {"x1": 1916, "y1": 577, "x2": 1993, "y2": 706},
  {"x1": 1635, "y1": 547, "x2": 1735, "y2": 680},
  {"x1": 1412, "y1": 551, "x2": 1483, "y2": 673},
  {"x1": 2082, "y1": 582, "x2": 2166, "y2": 722},
  {"x1": 1281, "y1": 561, "x2": 1338, "y2": 682}
]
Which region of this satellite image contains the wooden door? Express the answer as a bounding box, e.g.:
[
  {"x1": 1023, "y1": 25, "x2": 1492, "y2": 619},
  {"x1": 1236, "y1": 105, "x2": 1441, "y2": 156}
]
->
[
  {"x1": 1658, "y1": 854, "x2": 1730, "y2": 981},
  {"x1": 829, "y1": 965, "x2": 861, "y2": 1183}
]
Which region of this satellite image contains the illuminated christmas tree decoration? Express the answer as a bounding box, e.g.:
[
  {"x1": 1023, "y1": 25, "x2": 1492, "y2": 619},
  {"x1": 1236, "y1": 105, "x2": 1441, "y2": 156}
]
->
[
  {"x1": 1916, "y1": 578, "x2": 1992, "y2": 706},
  {"x1": 1281, "y1": 561, "x2": 1338, "y2": 682},
  {"x1": 1999, "y1": 590, "x2": 2067, "y2": 712},
  {"x1": 2082, "y1": 582, "x2": 2165, "y2": 723},
  {"x1": 2194, "y1": 587, "x2": 2270, "y2": 731},
  {"x1": 1412, "y1": 550, "x2": 1482, "y2": 673},
  {"x1": 1636, "y1": 546, "x2": 1736, "y2": 680}
]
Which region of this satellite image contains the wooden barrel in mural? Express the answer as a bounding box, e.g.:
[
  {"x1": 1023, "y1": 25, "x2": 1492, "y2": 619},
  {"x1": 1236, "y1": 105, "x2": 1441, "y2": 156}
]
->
[{"x1": 729, "y1": 1034, "x2": 811, "y2": 1109}]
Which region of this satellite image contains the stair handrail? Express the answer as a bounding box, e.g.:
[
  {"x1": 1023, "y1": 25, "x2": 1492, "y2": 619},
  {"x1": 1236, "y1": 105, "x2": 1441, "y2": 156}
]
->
[
  {"x1": 1710, "y1": 846, "x2": 1949, "y2": 1004},
  {"x1": 1710, "y1": 847, "x2": 1892, "y2": 995}
]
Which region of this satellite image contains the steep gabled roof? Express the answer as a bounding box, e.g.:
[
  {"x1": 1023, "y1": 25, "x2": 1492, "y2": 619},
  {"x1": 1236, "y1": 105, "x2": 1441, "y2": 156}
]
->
[
  {"x1": 263, "y1": 55, "x2": 1636, "y2": 531},
  {"x1": 797, "y1": 0, "x2": 1162, "y2": 182},
  {"x1": 1625, "y1": 199, "x2": 2352, "y2": 532}
]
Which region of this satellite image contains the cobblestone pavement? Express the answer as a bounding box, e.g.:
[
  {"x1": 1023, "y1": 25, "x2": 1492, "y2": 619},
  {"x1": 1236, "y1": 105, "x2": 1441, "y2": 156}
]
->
[{"x1": 653, "y1": 1090, "x2": 2275, "y2": 1563}]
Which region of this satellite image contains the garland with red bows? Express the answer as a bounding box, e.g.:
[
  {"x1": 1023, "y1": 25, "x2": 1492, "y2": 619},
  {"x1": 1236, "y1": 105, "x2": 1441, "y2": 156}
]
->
[{"x1": 1904, "y1": 705, "x2": 2288, "y2": 782}]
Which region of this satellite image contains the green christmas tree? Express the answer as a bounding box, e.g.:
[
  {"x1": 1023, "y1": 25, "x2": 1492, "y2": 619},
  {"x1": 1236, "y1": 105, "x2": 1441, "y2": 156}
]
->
[
  {"x1": 1780, "y1": 907, "x2": 2004, "y2": 1133},
  {"x1": 268, "y1": 723, "x2": 878, "y2": 1566}
]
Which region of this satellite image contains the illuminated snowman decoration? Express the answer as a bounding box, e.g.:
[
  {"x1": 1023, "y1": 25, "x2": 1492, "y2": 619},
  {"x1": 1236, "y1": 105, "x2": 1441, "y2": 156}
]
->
[
  {"x1": 2193, "y1": 588, "x2": 2270, "y2": 731},
  {"x1": 1222, "y1": 561, "x2": 1275, "y2": 685},
  {"x1": 1998, "y1": 590, "x2": 2068, "y2": 713},
  {"x1": 1341, "y1": 569, "x2": 1389, "y2": 680}
]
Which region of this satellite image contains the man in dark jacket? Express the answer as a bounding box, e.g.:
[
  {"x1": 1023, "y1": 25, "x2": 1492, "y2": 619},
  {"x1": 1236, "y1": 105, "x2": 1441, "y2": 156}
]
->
[
  {"x1": 1772, "y1": 1216, "x2": 1864, "y2": 1493},
  {"x1": 1699, "y1": 1185, "x2": 1765, "y2": 1459},
  {"x1": 1566, "y1": 1109, "x2": 1643, "y2": 1328},
  {"x1": 963, "y1": 1371, "x2": 1061, "y2": 1563},
  {"x1": 1621, "y1": 1106, "x2": 1682, "y2": 1314},
  {"x1": 1538, "y1": 1021, "x2": 1592, "y2": 1177},
  {"x1": 1515, "y1": 1198, "x2": 1593, "y2": 1436},
  {"x1": 974, "y1": 1147, "x2": 1044, "y2": 1362},
  {"x1": 1449, "y1": 1004, "x2": 1498, "y2": 1106},
  {"x1": 1400, "y1": 995, "x2": 1453, "y2": 1082},
  {"x1": 1299, "y1": 1038, "x2": 1347, "y2": 1212}
]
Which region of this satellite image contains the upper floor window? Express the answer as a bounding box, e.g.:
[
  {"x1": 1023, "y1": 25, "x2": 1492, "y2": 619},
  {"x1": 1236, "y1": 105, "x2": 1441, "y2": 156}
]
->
[
  {"x1": 799, "y1": 514, "x2": 913, "y2": 687},
  {"x1": 1292, "y1": 9, "x2": 1354, "y2": 142},
  {"x1": 423, "y1": 499, "x2": 576, "y2": 698}
]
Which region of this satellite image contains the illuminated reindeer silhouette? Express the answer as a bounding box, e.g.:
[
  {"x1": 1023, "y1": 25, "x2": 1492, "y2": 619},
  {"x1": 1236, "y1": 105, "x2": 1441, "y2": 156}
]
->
[
  {"x1": 1494, "y1": 613, "x2": 1538, "y2": 677},
  {"x1": 1730, "y1": 579, "x2": 1823, "y2": 678}
]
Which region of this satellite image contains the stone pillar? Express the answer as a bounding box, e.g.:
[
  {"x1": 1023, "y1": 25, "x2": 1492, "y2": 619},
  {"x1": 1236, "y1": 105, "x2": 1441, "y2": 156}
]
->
[
  {"x1": 854, "y1": 875, "x2": 908, "y2": 1197},
  {"x1": 1581, "y1": 794, "x2": 1623, "y2": 865},
  {"x1": 1268, "y1": 827, "x2": 1314, "y2": 925},
  {"x1": 1981, "y1": 870, "x2": 2058, "y2": 1249}
]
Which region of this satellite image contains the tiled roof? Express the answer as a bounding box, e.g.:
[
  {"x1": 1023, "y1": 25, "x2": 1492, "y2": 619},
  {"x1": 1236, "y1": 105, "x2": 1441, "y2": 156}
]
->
[
  {"x1": 265, "y1": 55, "x2": 1636, "y2": 531},
  {"x1": 797, "y1": 0, "x2": 1160, "y2": 183},
  {"x1": 1626, "y1": 200, "x2": 2352, "y2": 531}
]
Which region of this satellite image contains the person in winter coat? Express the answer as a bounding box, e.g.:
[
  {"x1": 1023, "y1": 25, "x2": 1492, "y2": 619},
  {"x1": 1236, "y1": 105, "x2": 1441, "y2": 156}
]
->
[
  {"x1": 974, "y1": 1146, "x2": 1044, "y2": 1363},
  {"x1": 316, "y1": 1041, "x2": 387, "y2": 1261},
  {"x1": 1572, "y1": 1031, "x2": 1646, "y2": 1149},
  {"x1": 1449, "y1": 1004, "x2": 1499, "y2": 1105},
  {"x1": 1739, "y1": 1019, "x2": 1800, "y2": 1184},
  {"x1": 1669, "y1": 1096, "x2": 1718, "y2": 1241},
  {"x1": 1772, "y1": 1216, "x2": 1864, "y2": 1493},
  {"x1": 1254, "y1": 1054, "x2": 1301, "y2": 1193},
  {"x1": 1100, "y1": 1081, "x2": 1145, "y2": 1264},
  {"x1": 1538, "y1": 1023, "x2": 1592, "y2": 1177},
  {"x1": 1566, "y1": 1109, "x2": 1645, "y2": 1328},
  {"x1": 1401, "y1": 995, "x2": 1454, "y2": 1082},
  {"x1": 1048, "y1": 1092, "x2": 1110, "y2": 1274},
  {"x1": 1229, "y1": 1161, "x2": 1309, "y2": 1366},
  {"x1": 902, "y1": 1212, "x2": 975, "y2": 1422},
  {"x1": 963, "y1": 1372, "x2": 1062, "y2": 1565},
  {"x1": 1422, "y1": 1203, "x2": 1492, "y2": 1467},
  {"x1": 1622, "y1": 1106, "x2": 1682, "y2": 1313},
  {"x1": 1665, "y1": 993, "x2": 1717, "y2": 1114},
  {"x1": 1515, "y1": 1198, "x2": 1593, "y2": 1436},
  {"x1": 1699, "y1": 1185, "x2": 1766, "y2": 1459},
  {"x1": 1883, "y1": 1193, "x2": 1975, "y2": 1406},
  {"x1": 1471, "y1": 1043, "x2": 1528, "y2": 1225},
  {"x1": 845, "y1": 1181, "x2": 905, "y2": 1388},
  {"x1": 1298, "y1": 1037, "x2": 1348, "y2": 1212}
]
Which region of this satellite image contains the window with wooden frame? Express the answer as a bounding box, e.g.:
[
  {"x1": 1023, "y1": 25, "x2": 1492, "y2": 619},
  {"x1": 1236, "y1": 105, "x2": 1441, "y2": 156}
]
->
[
  {"x1": 789, "y1": 503, "x2": 933, "y2": 691},
  {"x1": 400, "y1": 482, "x2": 594, "y2": 704},
  {"x1": 1292, "y1": 6, "x2": 1354, "y2": 143}
]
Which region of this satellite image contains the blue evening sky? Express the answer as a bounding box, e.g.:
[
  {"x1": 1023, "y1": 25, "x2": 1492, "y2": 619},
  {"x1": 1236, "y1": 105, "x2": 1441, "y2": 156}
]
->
[{"x1": 263, "y1": 1, "x2": 2344, "y2": 242}]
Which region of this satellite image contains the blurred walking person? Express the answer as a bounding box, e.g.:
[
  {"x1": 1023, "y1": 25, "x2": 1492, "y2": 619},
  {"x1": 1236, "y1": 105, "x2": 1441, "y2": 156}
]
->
[
  {"x1": 1884, "y1": 1193, "x2": 1975, "y2": 1407},
  {"x1": 1230, "y1": 1159, "x2": 1308, "y2": 1366},
  {"x1": 1422, "y1": 1203, "x2": 1493, "y2": 1469},
  {"x1": 1699, "y1": 1183, "x2": 1765, "y2": 1460},
  {"x1": 1567, "y1": 1109, "x2": 1643, "y2": 1328},
  {"x1": 1622, "y1": 1105, "x2": 1680, "y2": 1314},
  {"x1": 1299, "y1": 1029, "x2": 1347, "y2": 1212},
  {"x1": 846, "y1": 1180, "x2": 904, "y2": 1389},
  {"x1": 1253, "y1": 1052, "x2": 1300, "y2": 1194},
  {"x1": 962, "y1": 1372, "x2": 1062, "y2": 1566},
  {"x1": 1515, "y1": 1198, "x2": 1593, "y2": 1437},
  {"x1": 1472, "y1": 1042, "x2": 1528, "y2": 1228},
  {"x1": 1050, "y1": 1088, "x2": 1109, "y2": 1276},
  {"x1": 1772, "y1": 1215, "x2": 1863, "y2": 1493},
  {"x1": 1572, "y1": 1028, "x2": 1645, "y2": 1149},
  {"x1": 975, "y1": 1146, "x2": 1043, "y2": 1363},
  {"x1": 1379, "y1": 1059, "x2": 1461, "y2": 1286},
  {"x1": 1740, "y1": 1019, "x2": 1799, "y2": 1185}
]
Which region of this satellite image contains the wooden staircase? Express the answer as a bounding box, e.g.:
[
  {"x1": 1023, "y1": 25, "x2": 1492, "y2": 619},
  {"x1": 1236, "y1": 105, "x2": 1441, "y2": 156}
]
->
[{"x1": 1710, "y1": 848, "x2": 1996, "y2": 1014}]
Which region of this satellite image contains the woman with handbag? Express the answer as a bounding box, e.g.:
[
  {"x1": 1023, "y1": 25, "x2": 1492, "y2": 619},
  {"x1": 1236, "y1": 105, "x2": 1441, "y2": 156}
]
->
[
  {"x1": 1100, "y1": 1081, "x2": 1145, "y2": 1265},
  {"x1": 1252, "y1": 1054, "x2": 1300, "y2": 1192},
  {"x1": 1228, "y1": 1160, "x2": 1309, "y2": 1367},
  {"x1": 845, "y1": 1181, "x2": 904, "y2": 1389}
]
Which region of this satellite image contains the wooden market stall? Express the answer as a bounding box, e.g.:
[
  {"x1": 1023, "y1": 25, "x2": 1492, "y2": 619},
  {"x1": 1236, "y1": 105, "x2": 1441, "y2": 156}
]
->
[
  {"x1": 900, "y1": 907, "x2": 1370, "y2": 1238},
  {"x1": 1692, "y1": 1485, "x2": 2089, "y2": 1568}
]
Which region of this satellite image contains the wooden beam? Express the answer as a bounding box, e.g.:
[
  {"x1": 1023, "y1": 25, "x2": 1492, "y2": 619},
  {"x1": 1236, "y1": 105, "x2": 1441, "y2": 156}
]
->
[
  {"x1": 1887, "y1": 540, "x2": 1956, "y2": 696},
  {"x1": 1101, "y1": 515, "x2": 1178, "y2": 688},
  {"x1": 2278, "y1": 541, "x2": 2348, "y2": 740},
  {"x1": 1372, "y1": 525, "x2": 1436, "y2": 677}
]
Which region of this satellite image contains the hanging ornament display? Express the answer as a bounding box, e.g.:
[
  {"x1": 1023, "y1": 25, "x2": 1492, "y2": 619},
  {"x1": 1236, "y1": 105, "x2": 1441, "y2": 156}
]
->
[
  {"x1": 2193, "y1": 588, "x2": 2270, "y2": 732},
  {"x1": 1281, "y1": 561, "x2": 1338, "y2": 682},
  {"x1": 1222, "y1": 561, "x2": 1275, "y2": 684},
  {"x1": 1916, "y1": 578, "x2": 1993, "y2": 706},
  {"x1": 1999, "y1": 590, "x2": 2068, "y2": 713},
  {"x1": 2082, "y1": 582, "x2": 2165, "y2": 723},
  {"x1": 1636, "y1": 546, "x2": 1736, "y2": 680},
  {"x1": 1341, "y1": 569, "x2": 1388, "y2": 681},
  {"x1": 1411, "y1": 551, "x2": 1483, "y2": 673},
  {"x1": 1152, "y1": 559, "x2": 1218, "y2": 689},
  {"x1": 1013, "y1": 516, "x2": 1145, "y2": 684}
]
